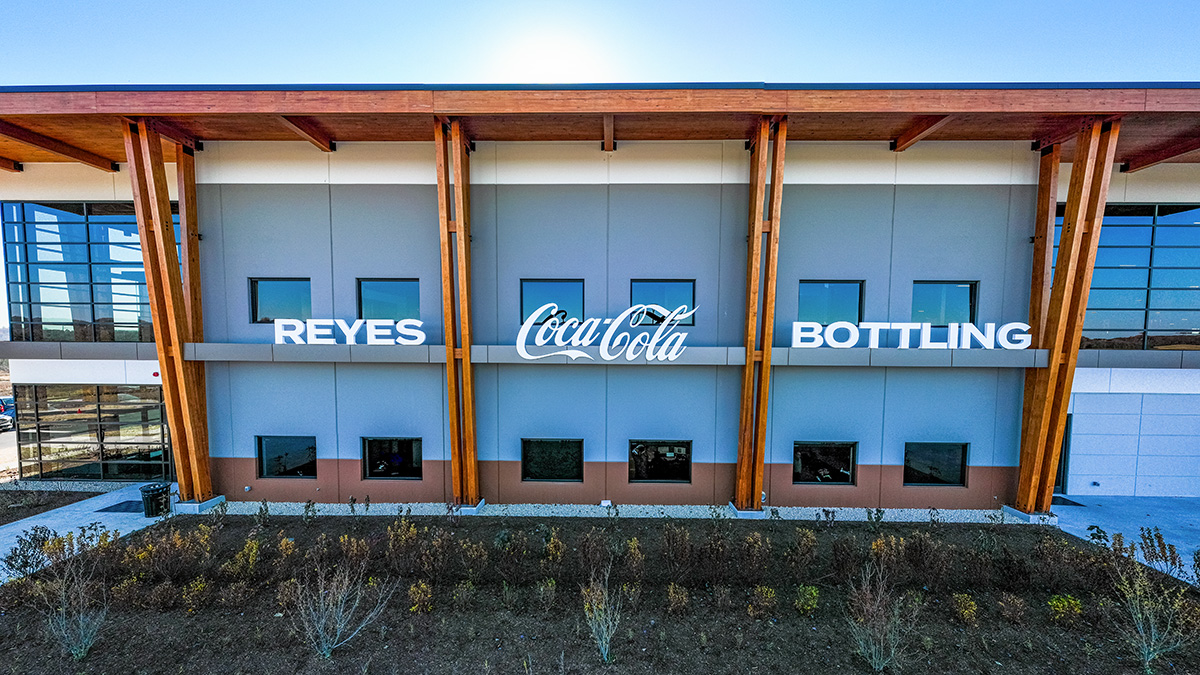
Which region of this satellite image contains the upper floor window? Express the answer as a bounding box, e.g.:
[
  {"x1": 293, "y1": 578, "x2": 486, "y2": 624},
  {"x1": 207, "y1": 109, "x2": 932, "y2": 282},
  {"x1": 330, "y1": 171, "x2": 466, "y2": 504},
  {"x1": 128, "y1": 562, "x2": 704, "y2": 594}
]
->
[
  {"x1": 250, "y1": 278, "x2": 311, "y2": 324},
  {"x1": 1059, "y1": 203, "x2": 1200, "y2": 350},
  {"x1": 520, "y1": 279, "x2": 584, "y2": 324},
  {"x1": 798, "y1": 281, "x2": 863, "y2": 325},
  {"x1": 357, "y1": 279, "x2": 419, "y2": 320},
  {"x1": 911, "y1": 281, "x2": 977, "y2": 326},
  {"x1": 2, "y1": 201, "x2": 177, "y2": 342},
  {"x1": 630, "y1": 279, "x2": 695, "y2": 325}
]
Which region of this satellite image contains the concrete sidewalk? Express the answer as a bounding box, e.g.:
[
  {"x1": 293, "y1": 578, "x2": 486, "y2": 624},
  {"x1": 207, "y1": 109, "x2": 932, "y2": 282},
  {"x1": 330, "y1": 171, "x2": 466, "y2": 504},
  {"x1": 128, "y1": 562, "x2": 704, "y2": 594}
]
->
[
  {"x1": 0, "y1": 483, "x2": 165, "y2": 581},
  {"x1": 1055, "y1": 495, "x2": 1200, "y2": 562}
]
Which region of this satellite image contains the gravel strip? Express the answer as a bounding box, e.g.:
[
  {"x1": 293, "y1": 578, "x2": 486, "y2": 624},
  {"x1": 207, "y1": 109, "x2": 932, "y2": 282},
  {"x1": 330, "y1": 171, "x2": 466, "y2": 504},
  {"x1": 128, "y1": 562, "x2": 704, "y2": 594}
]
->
[{"x1": 0, "y1": 479, "x2": 128, "y2": 493}]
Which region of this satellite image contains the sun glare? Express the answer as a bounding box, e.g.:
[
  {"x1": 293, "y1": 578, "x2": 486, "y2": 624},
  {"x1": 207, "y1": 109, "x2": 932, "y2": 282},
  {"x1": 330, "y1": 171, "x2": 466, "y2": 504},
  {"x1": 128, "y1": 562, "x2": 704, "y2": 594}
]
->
[{"x1": 488, "y1": 30, "x2": 616, "y2": 83}]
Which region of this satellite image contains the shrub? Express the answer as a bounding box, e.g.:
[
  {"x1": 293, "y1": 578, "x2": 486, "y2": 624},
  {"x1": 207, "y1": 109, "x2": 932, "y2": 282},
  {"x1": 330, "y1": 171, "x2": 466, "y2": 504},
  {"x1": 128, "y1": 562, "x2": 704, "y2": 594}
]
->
[
  {"x1": 661, "y1": 522, "x2": 693, "y2": 583},
  {"x1": 621, "y1": 538, "x2": 645, "y2": 582},
  {"x1": 620, "y1": 581, "x2": 642, "y2": 610},
  {"x1": 123, "y1": 526, "x2": 213, "y2": 584},
  {"x1": 1048, "y1": 594, "x2": 1082, "y2": 625},
  {"x1": 1139, "y1": 527, "x2": 1187, "y2": 579},
  {"x1": 712, "y1": 584, "x2": 732, "y2": 609},
  {"x1": 577, "y1": 528, "x2": 611, "y2": 581},
  {"x1": 207, "y1": 500, "x2": 228, "y2": 530},
  {"x1": 301, "y1": 499, "x2": 318, "y2": 525},
  {"x1": 1111, "y1": 548, "x2": 1198, "y2": 673},
  {"x1": 739, "y1": 533, "x2": 772, "y2": 585},
  {"x1": 146, "y1": 581, "x2": 178, "y2": 611},
  {"x1": 666, "y1": 583, "x2": 689, "y2": 615},
  {"x1": 748, "y1": 585, "x2": 777, "y2": 619},
  {"x1": 905, "y1": 531, "x2": 950, "y2": 590},
  {"x1": 451, "y1": 580, "x2": 475, "y2": 611},
  {"x1": 408, "y1": 580, "x2": 433, "y2": 614},
  {"x1": 288, "y1": 562, "x2": 397, "y2": 659},
  {"x1": 794, "y1": 585, "x2": 819, "y2": 616},
  {"x1": 846, "y1": 563, "x2": 915, "y2": 673},
  {"x1": 540, "y1": 528, "x2": 565, "y2": 579},
  {"x1": 253, "y1": 500, "x2": 270, "y2": 528},
  {"x1": 952, "y1": 593, "x2": 978, "y2": 626},
  {"x1": 998, "y1": 592, "x2": 1027, "y2": 624},
  {"x1": 38, "y1": 528, "x2": 112, "y2": 661},
  {"x1": 536, "y1": 578, "x2": 557, "y2": 612},
  {"x1": 276, "y1": 532, "x2": 297, "y2": 564},
  {"x1": 2, "y1": 525, "x2": 56, "y2": 578},
  {"x1": 831, "y1": 536, "x2": 865, "y2": 582},
  {"x1": 385, "y1": 518, "x2": 421, "y2": 576},
  {"x1": 220, "y1": 537, "x2": 261, "y2": 581},
  {"x1": 869, "y1": 535, "x2": 906, "y2": 572},
  {"x1": 493, "y1": 529, "x2": 533, "y2": 586},
  {"x1": 697, "y1": 527, "x2": 730, "y2": 585},
  {"x1": 338, "y1": 534, "x2": 370, "y2": 565},
  {"x1": 182, "y1": 577, "x2": 212, "y2": 612},
  {"x1": 581, "y1": 572, "x2": 622, "y2": 664},
  {"x1": 787, "y1": 528, "x2": 818, "y2": 581},
  {"x1": 420, "y1": 528, "x2": 453, "y2": 584},
  {"x1": 459, "y1": 539, "x2": 488, "y2": 585}
]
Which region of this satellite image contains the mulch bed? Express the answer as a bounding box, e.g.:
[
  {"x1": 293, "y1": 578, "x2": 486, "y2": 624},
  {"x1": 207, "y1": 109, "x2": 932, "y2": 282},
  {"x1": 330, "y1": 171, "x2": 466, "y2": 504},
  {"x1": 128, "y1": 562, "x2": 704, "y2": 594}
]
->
[
  {"x1": 0, "y1": 511, "x2": 1196, "y2": 674},
  {"x1": 0, "y1": 490, "x2": 101, "y2": 527}
]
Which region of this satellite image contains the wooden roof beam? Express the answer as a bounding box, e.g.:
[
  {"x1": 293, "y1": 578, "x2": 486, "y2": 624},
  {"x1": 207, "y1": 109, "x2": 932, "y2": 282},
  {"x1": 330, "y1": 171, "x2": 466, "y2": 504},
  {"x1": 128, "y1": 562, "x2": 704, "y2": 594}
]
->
[
  {"x1": 279, "y1": 115, "x2": 335, "y2": 151},
  {"x1": 1121, "y1": 131, "x2": 1200, "y2": 173},
  {"x1": 891, "y1": 115, "x2": 954, "y2": 152},
  {"x1": 0, "y1": 118, "x2": 117, "y2": 171},
  {"x1": 602, "y1": 114, "x2": 615, "y2": 151},
  {"x1": 0, "y1": 156, "x2": 21, "y2": 173},
  {"x1": 122, "y1": 117, "x2": 201, "y2": 151},
  {"x1": 1033, "y1": 115, "x2": 1121, "y2": 151}
]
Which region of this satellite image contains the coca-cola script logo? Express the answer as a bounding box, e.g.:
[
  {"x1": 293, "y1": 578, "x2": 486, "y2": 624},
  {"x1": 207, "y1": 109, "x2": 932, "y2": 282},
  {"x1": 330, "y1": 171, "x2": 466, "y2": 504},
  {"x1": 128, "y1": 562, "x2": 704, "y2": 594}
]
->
[{"x1": 517, "y1": 303, "x2": 698, "y2": 362}]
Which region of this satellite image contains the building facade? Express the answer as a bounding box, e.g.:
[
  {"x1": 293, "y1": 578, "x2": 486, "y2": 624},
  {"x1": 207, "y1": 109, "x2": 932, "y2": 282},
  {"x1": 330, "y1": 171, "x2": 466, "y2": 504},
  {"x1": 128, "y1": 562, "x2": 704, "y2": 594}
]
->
[{"x1": 0, "y1": 85, "x2": 1197, "y2": 508}]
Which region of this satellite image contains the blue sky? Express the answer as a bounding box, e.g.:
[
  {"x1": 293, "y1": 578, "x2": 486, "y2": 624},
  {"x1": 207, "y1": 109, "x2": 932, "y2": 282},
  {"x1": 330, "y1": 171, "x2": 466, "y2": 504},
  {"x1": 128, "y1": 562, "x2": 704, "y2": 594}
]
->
[{"x1": 1, "y1": 0, "x2": 1197, "y2": 85}]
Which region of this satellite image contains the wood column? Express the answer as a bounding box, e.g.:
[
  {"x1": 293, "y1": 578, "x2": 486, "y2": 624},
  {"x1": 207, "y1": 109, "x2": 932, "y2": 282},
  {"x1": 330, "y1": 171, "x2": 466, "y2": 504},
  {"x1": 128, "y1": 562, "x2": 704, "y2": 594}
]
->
[
  {"x1": 734, "y1": 116, "x2": 788, "y2": 511},
  {"x1": 1016, "y1": 119, "x2": 1120, "y2": 513},
  {"x1": 435, "y1": 118, "x2": 480, "y2": 505},
  {"x1": 123, "y1": 120, "x2": 213, "y2": 502}
]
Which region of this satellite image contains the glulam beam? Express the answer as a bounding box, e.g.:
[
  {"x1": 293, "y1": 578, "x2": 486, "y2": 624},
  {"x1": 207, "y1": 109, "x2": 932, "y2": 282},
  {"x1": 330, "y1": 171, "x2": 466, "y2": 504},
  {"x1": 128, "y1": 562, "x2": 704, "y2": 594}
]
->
[
  {"x1": 891, "y1": 115, "x2": 953, "y2": 151},
  {"x1": 0, "y1": 119, "x2": 117, "y2": 171},
  {"x1": 0, "y1": 156, "x2": 21, "y2": 173},
  {"x1": 1120, "y1": 132, "x2": 1200, "y2": 173},
  {"x1": 280, "y1": 115, "x2": 336, "y2": 152}
]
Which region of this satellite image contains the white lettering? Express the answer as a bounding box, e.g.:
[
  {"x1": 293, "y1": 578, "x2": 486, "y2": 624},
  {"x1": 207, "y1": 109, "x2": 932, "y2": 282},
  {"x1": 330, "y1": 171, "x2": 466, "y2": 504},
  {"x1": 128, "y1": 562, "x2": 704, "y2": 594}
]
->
[
  {"x1": 335, "y1": 319, "x2": 365, "y2": 344},
  {"x1": 824, "y1": 321, "x2": 860, "y2": 348},
  {"x1": 274, "y1": 319, "x2": 305, "y2": 344},
  {"x1": 395, "y1": 319, "x2": 426, "y2": 345},
  {"x1": 792, "y1": 321, "x2": 825, "y2": 348},
  {"x1": 306, "y1": 319, "x2": 336, "y2": 345},
  {"x1": 919, "y1": 323, "x2": 948, "y2": 349},
  {"x1": 365, "y1": 320, "x2": 392, "y2": 345},
  {"x1": 894, "y1": 322, "x2": 921, "y2": 349},
  {"x1": 961, "y1": 323, "x2": 996, "y2": 349},
  {"x1": 997, "y1": 322, "x2": 1032, "y2": 349},
  {"x1": 860, "y1": 322, "x2": 890, "y2": 349}
]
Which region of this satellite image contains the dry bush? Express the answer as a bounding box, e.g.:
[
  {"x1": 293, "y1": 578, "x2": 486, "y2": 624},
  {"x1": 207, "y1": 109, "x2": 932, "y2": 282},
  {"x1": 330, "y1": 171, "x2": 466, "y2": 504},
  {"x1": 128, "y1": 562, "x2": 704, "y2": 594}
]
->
[
  {"x1": 904, "y1": 531, "x2": 950, "y2": 589},
  {"x1": 952, "y1": 593, "x2": 978, "y2": 626},
  {"x1": 494, "y1": 529, "x2": 533, "y2": 586},
  {"x1": 697, "y1": 527, "x2": 730, "y2": 585},
  {"x1": 661, "y1": 522, "x2": 693, "y2": 584},
  {"x1": 459, "y1": 539, "x2": 489, "y2": 585},
  {"x1": 1139, "y1": 527, "x2": 1188, "y2": 580},
  {"x1": 39, "y1": 526, "x2": 112, "y2": 661},
  {"x1": 338, "y1": 534, "x2": 370, "y2": 566},
  {"x1": 287, "y1": 562, "x2": 397, "y2": 659},
  {"x1": 831, "y1": 536, "x2": 865, "y2": 582},
  {"x1": 420, "y1": 528, "x2": 453, "y2": 584},
  {"x1": 1111, "y1": 544, "x2": 1199, "y2": 673},
  {"x1": 536, "y1": 578, "x2": 558, "y2": 612},
  {"x1": 123, "y1": 525, "x2": 214, "y2": 584},
  {"x1": 666, "y1": 583, "x2": 689, "y2": 615},
  {"x1": 998, "y1": 592, "x2": 1027, "y2": 624},
  {"x1": 787, "y1": 528, "x2": 818, "y2": 582},
  {"x1": 993, "y1": 546, "x2": 1034, "y2": 593},
  {"x1": 576, "y1": 528, "x2": 611, "y2": 582},
  {"x1": 620, "y1": 581, "x2": 642, "y2": 611},
  {"x1": 540, "y1": 528, "x2": 566, "y2": 580},
  {"x1": 739, "y1": 533, "x2": 772, "y2": 586},
  {"x1": 621, "y1": 538, "x2": 645, "y2": 583},
  {"x1": 451, "y1": 580, "x2": 475, "y2": 612},
  {"x1": 581, "y1": 571, "x2": 622, "y2": 664},
  {"x1": 385, "y1": 518, "x2": 421, "y2": 577},
  {"x1": 712, "y1": 584, "x2": 732, "y2": 609},
  {"x1": 846, "y1": 563, "x2": 916, "y2": 673},
  {"x1": 146, "y1": 581, "x2": 179, "y2": 611}
]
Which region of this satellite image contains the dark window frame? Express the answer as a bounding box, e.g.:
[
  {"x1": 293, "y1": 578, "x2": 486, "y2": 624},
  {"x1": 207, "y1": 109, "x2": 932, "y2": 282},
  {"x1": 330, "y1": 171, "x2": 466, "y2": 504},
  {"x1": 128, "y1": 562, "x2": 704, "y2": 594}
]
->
[
  {"x1": 356, "y1": 277, "x2": 420, "y2": 321},
  {"x1": 911, "y1": 280, "x2": 978, "y2": 326},
  {"x1": 361, "y1": 436, "x2": 423, "y2": 480},
  {"x1": 627, "y1": 439, "x2": 693, "y2": 484},
  {"x1": 797, "y1": 279, "x2": 865, "y2": 325},
  {"x1": 520, "y1": 438, "x2": 585, "y2": 483},
  {"x1": 255, "y1": 434, "x2": 318, "y2": 479},
  {"x1": 792, "y1": 441, "x2": 858, "y2": 485},
  {"x1": 519, "y1": 278, "x2": 585, "y2": 326},
  {"x1": 902, "y1": 441, "x2": 969, "y2": 487},
  {"x1": 629, "y1": 279, "x2": 696, "y2": 326},
  {"x1": 249, "y1": 277, "x2": 311, "y2": 324}
]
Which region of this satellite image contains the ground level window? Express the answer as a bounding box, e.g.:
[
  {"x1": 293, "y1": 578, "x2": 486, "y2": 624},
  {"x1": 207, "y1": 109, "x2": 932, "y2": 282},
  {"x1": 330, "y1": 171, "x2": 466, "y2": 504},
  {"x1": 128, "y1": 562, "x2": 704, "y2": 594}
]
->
[
  {"x1": 793, "y1": 442, "x2": 856, "y2": 484},
  {"x1": 628, "y1": 440, "x2": 691, "y2": 483},
  {"x1": 363, "y1": 437, "x2": 421, "y2": 479},
  {"x1": 903, "y1": 442, "x2": 967, "y2": 486},
  {"x1": 521, "y1": 438, "x2": 584, "y2": 482},
  {"x1": 257, "y1": 435, "x2": 317, "y2": 478}
]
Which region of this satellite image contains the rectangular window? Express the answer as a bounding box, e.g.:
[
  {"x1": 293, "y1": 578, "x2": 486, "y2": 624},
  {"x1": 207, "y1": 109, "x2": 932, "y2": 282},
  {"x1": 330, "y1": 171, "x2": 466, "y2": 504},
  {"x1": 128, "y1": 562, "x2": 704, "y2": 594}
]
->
[
  {"x1": 521, "y1": 438, "x2": 584, "y2": 482},
  {"x1": 362, "y1": 437, "x2": 421, "y2": 479},
  {"x1": 798, "y1": 281, "x2": 863, "y2": 325},
  {"x1": 357, "y1": 279, "x2": 419, "y2": 320},
  {"x1": 911, "y1": 281, "x2": 977, "y2": 325},
  {"x1": 520, "y1": 279, "x2": 584, "y2": 324},
  {"x1": 628, "y1": 439, "x2": 691, "y2": 483},
  {"x1": 2, "y1": 201, "x2": 177, "y2": 343},
  {"x1": 903, "y1": 442, "x2": 967, "y2": 486},
  {"x1": 257, "y1": 435, "x2": 317, "y2": 478},
  {"x1": 793, "y1": 442, "x2": 856, "y2": 485},
  {"x1": 630, "y1": 280, "x2": 695, "y2": 325},
  {"x1": 250, "y1": 278, "x2": 311, "y2": 324}
]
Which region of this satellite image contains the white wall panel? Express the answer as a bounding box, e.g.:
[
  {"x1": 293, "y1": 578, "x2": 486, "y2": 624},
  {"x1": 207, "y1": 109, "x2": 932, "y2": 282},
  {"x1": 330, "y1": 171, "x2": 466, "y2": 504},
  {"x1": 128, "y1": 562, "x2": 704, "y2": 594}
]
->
[
  {"x1": 783, "y1": 142, "x2": 896, "y2": 184},
  {"x1": 0, "y1": 163, "x2": 134, "y2": 201},
  {"x1": 10, "y1": 358, "x2": 161, "y2": 385},
  {"x1": 490, "y1": 142, "x2": 608, "y2": 184},
  {"x1": 327, "y1": 142, "x2": 436, "y2": 184},
  {"x1": 196, "y1": 141, "x2": 330, "y2": 184},
  {"x1": 896, "y1": 142, "x2": 1030, "y2": 185},
  {"x1": 608, "y1": 141, "x2": 724, "y2": 184}
]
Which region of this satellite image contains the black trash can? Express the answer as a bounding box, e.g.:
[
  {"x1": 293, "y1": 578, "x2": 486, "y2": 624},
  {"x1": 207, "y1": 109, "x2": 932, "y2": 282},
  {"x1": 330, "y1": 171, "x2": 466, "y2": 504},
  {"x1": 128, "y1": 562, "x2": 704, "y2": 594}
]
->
[{"x1": 140, "y1": 483, "x2": 171, "y2": 518}]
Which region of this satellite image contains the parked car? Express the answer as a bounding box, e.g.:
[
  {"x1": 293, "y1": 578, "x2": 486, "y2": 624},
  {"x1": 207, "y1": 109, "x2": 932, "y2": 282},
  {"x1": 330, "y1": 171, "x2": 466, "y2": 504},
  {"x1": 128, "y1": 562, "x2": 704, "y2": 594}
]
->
[
  {"x1": 0, "y1": 415, "x2": 13, "y2": 432},
  {"x1": 0, "y1": 396, "x2": 13, "y2": 417}
]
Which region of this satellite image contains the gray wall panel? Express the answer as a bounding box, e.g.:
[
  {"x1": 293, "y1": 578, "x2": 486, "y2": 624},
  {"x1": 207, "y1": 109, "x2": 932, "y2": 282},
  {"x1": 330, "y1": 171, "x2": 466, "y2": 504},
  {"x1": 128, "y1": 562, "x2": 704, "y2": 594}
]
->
[
  {"x1": 333, "y1": 364, "x2": 445, "y2": 462},
  {"x1": 717, "y1": 185, "x2": 749, "y2": 346},
  {"x1": 770, "y1": 368, "x2": 887, "y2": 466},
  {"x1": 880, "y1": 368, "x2": 1001, "y2": 468},
  {"x1": 606, "y1": 367, "x2": 718, "y2": 464},
  {"x1": 226, "y1": 363, "x2": 337, "y2": 459},
  {"x1": 197, "y1": 184, "x2": 229, "y2": 341},
  {"x1": 496, "y1": 365, "x2": 607, "y2": 462}
]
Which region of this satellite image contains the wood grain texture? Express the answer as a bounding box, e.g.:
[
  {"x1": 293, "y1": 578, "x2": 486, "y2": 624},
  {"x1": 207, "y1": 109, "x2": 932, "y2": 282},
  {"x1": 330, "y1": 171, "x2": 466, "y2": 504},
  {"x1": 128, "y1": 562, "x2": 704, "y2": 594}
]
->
[
  {"x1": 0, "y1": 155, "x2": 20, "y2": 172},
  {"x1": 279, "y1": 115, "x2": 336, "y2": 151},
  {"x1": 434, "y1": 119, "x2": 464, "y2": 504},
  {"x1": 451, "y1": 119, "x2": 480, "y2": 505},
  {"x1": 1121, "y1": 129, "x2": 1200, "y2": 172},
  {"x1": 890, "y1": 115, "x2": 953, "y2": 151},
  {"x1": 0, "y1": 118, "x2": 117, "y2": 171}
]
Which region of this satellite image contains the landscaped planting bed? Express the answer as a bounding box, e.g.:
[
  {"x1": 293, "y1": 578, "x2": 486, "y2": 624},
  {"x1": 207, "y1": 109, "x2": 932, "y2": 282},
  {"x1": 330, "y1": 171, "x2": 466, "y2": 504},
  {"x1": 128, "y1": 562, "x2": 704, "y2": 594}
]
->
[
  {"x1": 0, "y1": 505, "x2": 1197, "y2": 674},
  {"x1": 0, "y1": 490, "x2": 101, "y2": 526}
]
